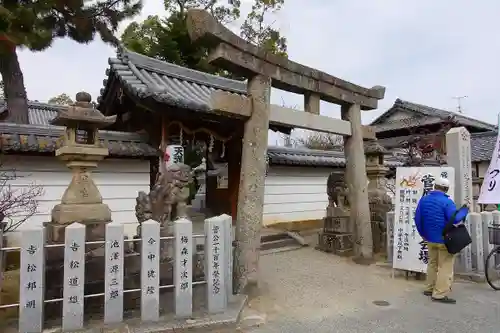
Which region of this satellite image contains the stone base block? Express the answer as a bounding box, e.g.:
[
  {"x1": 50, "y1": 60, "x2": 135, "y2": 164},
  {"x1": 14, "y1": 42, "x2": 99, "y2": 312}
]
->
[
  {"x1": 322, "y1": 216, "x2": 352, "y2": 233},
  {"x1": 326, "y1": 207, "x2": 349, "y2": 219},
  {"x1": 316, "y1": 231, "x2": 353, "y2": 255},
  {"x1": 51, "y1": 203, "x2": 112, "y2": 225},
  {"x1": 371, "y1": 221, "x2": 385, "y2": 254},
  {"x1": 45, "y1": 220, "x2": 110, "y2": 244}
]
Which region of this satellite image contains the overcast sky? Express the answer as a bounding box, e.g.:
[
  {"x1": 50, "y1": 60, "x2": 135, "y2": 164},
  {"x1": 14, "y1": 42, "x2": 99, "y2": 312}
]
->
[{"x1": 16, "y1": 0, "x2": 500, "y2": 144}]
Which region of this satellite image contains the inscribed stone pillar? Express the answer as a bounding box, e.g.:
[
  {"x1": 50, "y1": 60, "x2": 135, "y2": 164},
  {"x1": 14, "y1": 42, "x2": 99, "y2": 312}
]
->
[
  {"x1": 468, "y1": 213, "x2": 484, "y2": 272},
  {"x1": 341, "y1": 103, "x2": 373, "y2": 263},
  {"x1": 205, "y1": 216, "x2": 228, "y2": 313},
  {"x1": 446, "y1": 127, "x2": 474, "y2": 272},
  {"x1": 445, "y1": 127, "x2": 473, "y2": 209},
  {"x1": 235, "y1": 74, "x2": 271, "y2": 293}
]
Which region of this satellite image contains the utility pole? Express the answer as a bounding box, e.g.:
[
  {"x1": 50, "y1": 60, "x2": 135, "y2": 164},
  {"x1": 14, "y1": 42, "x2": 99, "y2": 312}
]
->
[{"x1": 452, "y1": 96, "x2": 468, "y2": 113}]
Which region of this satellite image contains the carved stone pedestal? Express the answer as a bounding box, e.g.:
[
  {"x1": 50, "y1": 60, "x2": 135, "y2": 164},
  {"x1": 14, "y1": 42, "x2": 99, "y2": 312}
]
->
[
  {"x1": 316, "y1": 207, "x2": 354, "y2": 256},
  {"x1": 323, "y1": 215, "x2": 352, "y2": 234},
  {"x1": 317, "y1": 232, "x2": 353, "y2": 256}
]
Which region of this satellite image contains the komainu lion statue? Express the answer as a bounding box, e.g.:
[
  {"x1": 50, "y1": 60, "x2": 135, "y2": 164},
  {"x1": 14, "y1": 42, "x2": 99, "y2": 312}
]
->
[
  {"x1": 135, "y1": 163, "x2": 193, "y2": 230},
  {"x1": 327, "y1": 172, "x2": 349, "y2": 208}
]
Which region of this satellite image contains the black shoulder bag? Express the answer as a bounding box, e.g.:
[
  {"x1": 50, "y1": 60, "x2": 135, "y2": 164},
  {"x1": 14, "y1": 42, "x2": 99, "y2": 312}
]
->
[{"x1": 441, "y1": 206, "x2": 472, "y2": 254}]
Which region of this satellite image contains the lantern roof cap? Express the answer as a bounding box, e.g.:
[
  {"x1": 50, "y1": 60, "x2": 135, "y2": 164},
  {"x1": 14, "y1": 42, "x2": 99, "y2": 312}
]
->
[
  {"x1": 364, "y1": 139, "x2": 387, "y2": 155},
  {"x1": 50, "y1": 92, "x2": 116, "y2": 130}
]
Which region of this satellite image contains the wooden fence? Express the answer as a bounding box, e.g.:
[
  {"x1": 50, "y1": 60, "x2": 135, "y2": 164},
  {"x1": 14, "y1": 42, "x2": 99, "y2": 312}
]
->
[{"x1": 0, "y1": 214, "x2": 233, "y2": 332}]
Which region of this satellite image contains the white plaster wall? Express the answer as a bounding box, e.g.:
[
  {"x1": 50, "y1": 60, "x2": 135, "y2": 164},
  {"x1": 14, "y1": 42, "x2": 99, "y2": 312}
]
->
[
  {"x1": 2, "y1": 156, "x2": 150, "y2": 245},
  {"x1": 477, "y1": 161, "x2": 489, "y2": 178},
  {"x1": 263, "y1": 166, "x2": 330, "y2": 226}
]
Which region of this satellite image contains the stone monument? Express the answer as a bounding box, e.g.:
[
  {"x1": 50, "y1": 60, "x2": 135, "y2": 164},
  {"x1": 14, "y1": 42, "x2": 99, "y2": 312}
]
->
[
  {"x1": 364, "y1": 140, "x2": 392, "y2": 253},
  {"x1": 446, "y1": 127, "x2": 475, "y2": 273},
  {"x1": 47, "y1": 91, "x2": 116, "y2": 246}
]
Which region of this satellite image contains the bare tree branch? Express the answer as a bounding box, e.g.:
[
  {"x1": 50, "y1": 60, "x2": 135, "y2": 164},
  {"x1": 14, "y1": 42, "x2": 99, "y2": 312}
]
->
[
  {"x1": 382, "y1": 178, "x2": 395, "y2": 195},
  {"x1": 294, "y1": 132, "x2": 344, "y2": 151},
  {"x1": 0, "y1": 158, "x2": 44, "y2": 233}
]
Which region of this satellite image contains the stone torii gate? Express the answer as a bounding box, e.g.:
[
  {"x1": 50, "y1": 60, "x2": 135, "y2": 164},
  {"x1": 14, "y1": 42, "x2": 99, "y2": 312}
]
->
[{"x1": 186, "y1": 10, "x2": 386, "y2": 293}]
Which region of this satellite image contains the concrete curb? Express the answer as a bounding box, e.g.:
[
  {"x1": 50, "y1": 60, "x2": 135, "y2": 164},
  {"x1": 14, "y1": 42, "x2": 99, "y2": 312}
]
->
[
  {"x1": 8, "y1": 295, "x2": 248, "y2": 333},
  {"x1": 376, "y1": 261, "x2": 486, "y2": 283}
]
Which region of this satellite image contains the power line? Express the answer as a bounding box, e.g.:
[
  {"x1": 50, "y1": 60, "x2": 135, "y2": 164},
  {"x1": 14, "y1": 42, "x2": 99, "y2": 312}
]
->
[{"x1": 452, "y1": 96, "x2": 468, "y2": 113}]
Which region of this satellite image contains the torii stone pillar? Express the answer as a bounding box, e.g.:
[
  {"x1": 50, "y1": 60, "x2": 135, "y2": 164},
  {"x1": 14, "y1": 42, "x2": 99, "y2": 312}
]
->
[
  {"x1": 342, "y1": 104, "x2": 373, "y2": 263},
  {"x1": 235, "y1": 75, "x2": 271, "y2": 290},
  {"x1": 186, "y1": 9, "x2": 385, "y2": 292}
]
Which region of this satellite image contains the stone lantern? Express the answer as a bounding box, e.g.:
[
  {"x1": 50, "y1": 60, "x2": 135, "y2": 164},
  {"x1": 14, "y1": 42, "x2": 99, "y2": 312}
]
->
[
  {"x1": 47, "y1": 92, "x2": 117, "y2": 244},
  {"x1": 364, "y1": 139, "x2": 392, "y2": 253},
  {"x1": 365, "y1": 139, "x2": 389, "y2": 189}
]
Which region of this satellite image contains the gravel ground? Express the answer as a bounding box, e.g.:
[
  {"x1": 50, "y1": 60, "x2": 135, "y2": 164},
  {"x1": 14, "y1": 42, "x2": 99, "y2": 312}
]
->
[{"x1": 235, "y1": 247, "x2": 500, "y2": 333}]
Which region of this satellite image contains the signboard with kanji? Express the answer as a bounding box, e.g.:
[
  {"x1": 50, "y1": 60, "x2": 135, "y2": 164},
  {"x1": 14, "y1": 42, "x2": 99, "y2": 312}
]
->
[{"x1": 392, "y1": 166, "x2": 455, "y2": 273}]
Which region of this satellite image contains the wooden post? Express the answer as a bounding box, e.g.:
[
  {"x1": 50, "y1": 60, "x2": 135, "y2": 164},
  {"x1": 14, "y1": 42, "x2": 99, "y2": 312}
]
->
[
  {"x1": 0, "y1": 222, "x2": 4, "y2": 302},
  {"x1": 228, "y1": 136, "x2": 242, "y2": 220},
  {"x1": 341, "y1": 103, "x2": 374, "y2": 263},
  {"x1": 234, "y1": 75, "x2": 271, "y2": 293},
  {"x1": 160, "y1": 115, "x2": 168, "y2": 174}
]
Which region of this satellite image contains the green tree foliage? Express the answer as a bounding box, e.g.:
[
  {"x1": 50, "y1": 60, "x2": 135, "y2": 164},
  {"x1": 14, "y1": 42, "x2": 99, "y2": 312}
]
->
[
  {"x1": 121, "y1": 0, "x2": 287, "y2": 76},
  {"x1": 240, "y1": 0, "x2": 287, "y2": 57},
  {"x1": 0, "y1": 0, "x2": 143, "y2": 123},
  {"x1": 48, "y1": 93, "x2": 73, "y2": 105}
]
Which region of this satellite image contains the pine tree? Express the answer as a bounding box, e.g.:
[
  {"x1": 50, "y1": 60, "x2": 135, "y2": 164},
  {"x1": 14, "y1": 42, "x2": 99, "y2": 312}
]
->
[{"x1": 0, "y1": 0, "x2": 143, "y2": 123}]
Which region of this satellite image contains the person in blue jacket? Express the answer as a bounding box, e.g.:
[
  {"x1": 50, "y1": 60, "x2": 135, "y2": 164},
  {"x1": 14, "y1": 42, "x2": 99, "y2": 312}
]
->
[{"x1": 414, "y1": 177, "x2": 469, "y2": 304}]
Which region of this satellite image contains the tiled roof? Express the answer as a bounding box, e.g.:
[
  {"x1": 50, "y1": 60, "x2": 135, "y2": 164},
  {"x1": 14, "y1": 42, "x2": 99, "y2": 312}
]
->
[
  {"x1": 371, "y1": 99, "x2": 497, "y2": 132},
  {"x1": 0, "y1": 100, "x2": 158, "y2": 157},
  {"x1": 469, "y1": 131, "x2": 496, "y2": 162},
  {"x1": 267, "y1": 146, "x2": 403, "y2": 168},
  {"x1": 377, "y1": 135, "x2": 421, "y2": 148},
  {"x1": 0, "y1": 100, "x2": 68, "y2": 126},
  {"x1": 98, "y1": 47, "x2": 247, "y2": 112},
  {"x1": 267, "y1": 130, "x2": 497, "y2": 167},
  {"x1": 373, "y1": 118, "x2": 445, "y2": 133},
  {"x1": 377, "y1": 131, "x2": 497, "y2": 162}
]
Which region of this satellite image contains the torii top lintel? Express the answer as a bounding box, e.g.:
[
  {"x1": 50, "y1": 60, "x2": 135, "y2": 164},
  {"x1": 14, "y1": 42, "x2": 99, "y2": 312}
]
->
[{"x1": 186, "y1": 9, "x2": 386, "y2": 110}]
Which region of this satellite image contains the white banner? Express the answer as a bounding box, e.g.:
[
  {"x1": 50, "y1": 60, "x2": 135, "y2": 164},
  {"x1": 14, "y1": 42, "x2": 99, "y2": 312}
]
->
[
  {"x1": 478, "y1": 116, "x2": 500, "y2": 204},
  {"x1": 392, "y1": 166, "x2": 455, "y2": 273}
]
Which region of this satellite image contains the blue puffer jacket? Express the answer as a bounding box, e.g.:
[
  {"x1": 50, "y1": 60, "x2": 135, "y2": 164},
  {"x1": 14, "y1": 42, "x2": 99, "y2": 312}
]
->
[{"x1": 414, "y1": 191, "x2": 468, "y2": 244}]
